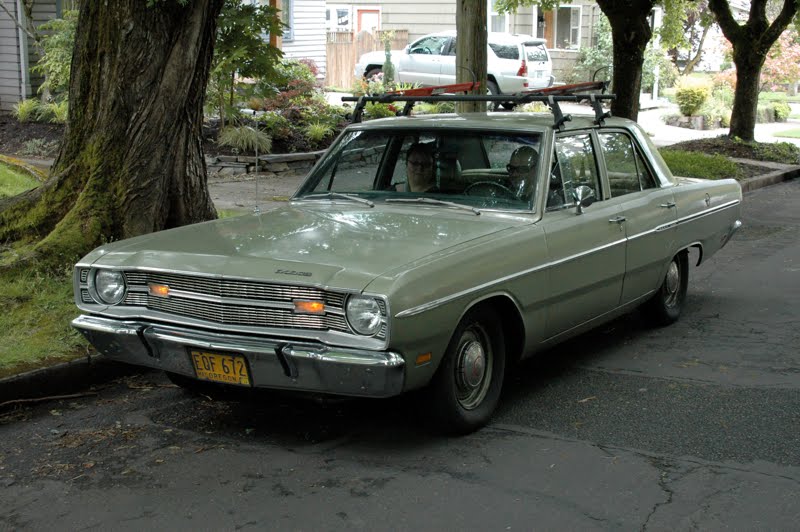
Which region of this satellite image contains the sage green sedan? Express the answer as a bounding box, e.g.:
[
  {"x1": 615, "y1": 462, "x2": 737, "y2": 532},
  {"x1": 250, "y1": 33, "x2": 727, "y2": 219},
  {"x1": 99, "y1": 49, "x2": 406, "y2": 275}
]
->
[{"x1": 73, "y1": 112, "x2": 742, "y2": 433}]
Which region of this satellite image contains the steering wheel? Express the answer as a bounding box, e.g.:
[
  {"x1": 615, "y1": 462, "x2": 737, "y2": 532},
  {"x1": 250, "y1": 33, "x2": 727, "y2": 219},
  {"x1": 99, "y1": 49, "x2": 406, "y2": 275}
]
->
[{"x1": 464, "y1": 181, "x2": 517, "y2": 199}]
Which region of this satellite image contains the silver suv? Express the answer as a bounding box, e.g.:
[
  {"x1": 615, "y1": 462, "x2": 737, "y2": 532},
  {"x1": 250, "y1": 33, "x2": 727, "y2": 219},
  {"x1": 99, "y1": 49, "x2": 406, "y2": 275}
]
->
[{"x1": 355, "y1": 31, "x2": 554, "y2": 98}]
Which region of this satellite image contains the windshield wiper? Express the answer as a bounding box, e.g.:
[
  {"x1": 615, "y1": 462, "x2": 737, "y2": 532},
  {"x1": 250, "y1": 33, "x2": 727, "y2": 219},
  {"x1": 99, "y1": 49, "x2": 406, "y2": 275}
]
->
[
  {"x1": 302, "y1": 192, "x2": 375, "y2": 208},
  {"x1": 385, "y1": 197, "x2": 481, "y2": 215}
]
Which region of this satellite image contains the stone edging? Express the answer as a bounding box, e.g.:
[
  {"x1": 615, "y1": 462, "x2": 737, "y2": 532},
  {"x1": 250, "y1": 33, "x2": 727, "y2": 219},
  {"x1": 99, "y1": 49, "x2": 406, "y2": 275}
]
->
[{"x1": 206, "y1": 150, "x2": 327, "y2": 177}]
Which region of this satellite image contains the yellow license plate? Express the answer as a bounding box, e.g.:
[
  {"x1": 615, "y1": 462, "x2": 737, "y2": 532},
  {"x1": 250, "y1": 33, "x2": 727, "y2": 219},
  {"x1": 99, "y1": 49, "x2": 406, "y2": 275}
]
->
[{"x1": 190, "y1": 350, "x2": 251, "y2": 386}]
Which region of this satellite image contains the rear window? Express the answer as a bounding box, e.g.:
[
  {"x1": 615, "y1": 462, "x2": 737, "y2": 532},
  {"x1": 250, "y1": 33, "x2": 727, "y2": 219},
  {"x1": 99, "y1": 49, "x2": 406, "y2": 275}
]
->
[
  {"x1": 525, "y1": 44, "x2": 549, "y2": 62},
  {"x1": 489, "y1": 43, "x2": 519, "y2": 60}
]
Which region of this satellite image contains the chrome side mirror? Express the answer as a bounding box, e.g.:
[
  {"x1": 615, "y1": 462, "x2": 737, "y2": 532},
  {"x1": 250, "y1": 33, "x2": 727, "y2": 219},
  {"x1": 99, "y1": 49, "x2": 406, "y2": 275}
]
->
[{"x1": 572, "y1": 185, "x2": 596, "y2": 215}]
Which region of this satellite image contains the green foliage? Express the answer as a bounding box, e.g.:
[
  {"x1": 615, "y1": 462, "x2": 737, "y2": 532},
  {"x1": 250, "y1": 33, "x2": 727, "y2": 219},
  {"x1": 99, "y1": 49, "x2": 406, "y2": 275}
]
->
[
  {"x1": 675, "y1": 79, "x2": 711, "y2": 116},
  {"x1": 32, "y1": 10, "x2": 77, "y2": 97},
  {"x1": 20, "y1": 139, "x2": 60, "y2": 158},
  {"x1": 12, "y1": 99, "x2": 40, "y2": 122},
  {"x1": 0, "y1": 162, "x2": 40, "y2": 198},
  {"x1": 209, "y1": 0, "x2": 284, "y2": 122},
  {"x1": 38, "y1": 100, "x2": 69, "y2": 124},
  {"x1": 382, "y1": 31, "x2": 396, "y2": 85},
  {"x1": 261, "y1": 59, "x2": 319, "y2": 97},
  {"x1": 771, "y1": 101, "x2": 792, "y2": 121},
  {"x1": 217, "y1": 126, "x2": 272, "y2": 154},
  {"x1": 642, "y1": 45, "x2": 679, "y2": 92},
  {"x1": 659, "y1": 149, "x2": 739, "y2": 180},
  {"x1": 751, "y1": 141, "x2": 800, "y2": 164},
  {"x1": 516, "y1": 101, "x2": 550, "y2": 113},
  {"x1": 364, "y1": 103, "x2": 397, "y2": 119},
  {"x1": 304, "y1": 122, "x2": 334, "y2": 146},
  {"x1": 0, "y1": 267, "x2": 86, "y2": 377},
  {"x1": 568, "y1": 14, "x2": 613, "y2": 84},
  {"x1": 256, "y1": 111, "x2": 292, "y2": 136}
]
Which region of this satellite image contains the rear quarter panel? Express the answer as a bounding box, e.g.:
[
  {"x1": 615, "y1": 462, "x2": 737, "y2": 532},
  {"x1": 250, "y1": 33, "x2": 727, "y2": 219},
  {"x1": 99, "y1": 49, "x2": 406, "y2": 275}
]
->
[{"x1": 673, "y1": 177, "x2": 743, "y2": 263}]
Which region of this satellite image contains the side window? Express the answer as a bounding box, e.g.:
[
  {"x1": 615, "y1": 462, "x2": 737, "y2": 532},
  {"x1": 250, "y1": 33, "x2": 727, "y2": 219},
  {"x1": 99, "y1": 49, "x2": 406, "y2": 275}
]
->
[
  {"x1": 409, "y1": 36, "x2": 448, "y2": 56},
  {"x1": 390, "y1": 134, "x2": 437, "y2": 189},
  {"x1": 488, "y1": 42, "x2": 520, "y2": 60},
  {"x1": 599, "y1": 132, "x2": 658, "y2": 197},
  {"x1": 443, "y1": 38, "x2": 456, "y2": 56},
  {"x1": 547, "y1": 134, "x2": 600, "y2": 211}
]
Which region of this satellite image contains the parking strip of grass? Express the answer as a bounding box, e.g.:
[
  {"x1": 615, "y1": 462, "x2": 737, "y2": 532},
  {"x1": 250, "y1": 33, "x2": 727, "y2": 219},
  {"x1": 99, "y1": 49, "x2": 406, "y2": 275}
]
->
[
  {"x1": 773, "y1": 128, "x2": 800, "y2": 139},
  {"x1": 0, "y1": 161, "x2": 40, "y2": 198},
  {"x1": 659, "y1": 149, "x2": 742, "y2": 180}
]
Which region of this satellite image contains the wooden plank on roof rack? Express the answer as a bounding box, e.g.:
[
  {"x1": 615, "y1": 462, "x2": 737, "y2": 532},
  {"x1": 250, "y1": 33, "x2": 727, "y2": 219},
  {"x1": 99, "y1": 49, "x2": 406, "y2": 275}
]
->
[
  {"x1": 523, "y1": 81, "x2": 607, "y2": 95},
  {"x1": 385, "y1": 82, "x2": 481, "y2": 97}
]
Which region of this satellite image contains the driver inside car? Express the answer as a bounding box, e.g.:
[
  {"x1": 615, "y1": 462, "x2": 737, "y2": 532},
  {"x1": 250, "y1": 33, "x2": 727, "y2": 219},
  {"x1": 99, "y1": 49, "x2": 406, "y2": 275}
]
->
[{"x1": 406, "y1": 142, "x2": 438, "y2": 193}]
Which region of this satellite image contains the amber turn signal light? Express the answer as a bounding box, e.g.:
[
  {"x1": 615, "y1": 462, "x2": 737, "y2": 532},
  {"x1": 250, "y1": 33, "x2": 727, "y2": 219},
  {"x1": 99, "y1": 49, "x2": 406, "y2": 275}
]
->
[
  {"x1": 294, "y1": 300, "x2": 325, "y2": 314},
  {"x1": 415, "y1": 353, "x2": 432, "y2": 366},
  {"x1": 148, "y1": 283, "x2": 170, "y2": 297}
]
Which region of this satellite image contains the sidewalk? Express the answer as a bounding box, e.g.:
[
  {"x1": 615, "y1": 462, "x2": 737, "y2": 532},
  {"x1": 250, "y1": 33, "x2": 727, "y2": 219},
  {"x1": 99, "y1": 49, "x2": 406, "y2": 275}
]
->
[{"x1": 2, "y1": 101, "x2": 800, "y2": 407}]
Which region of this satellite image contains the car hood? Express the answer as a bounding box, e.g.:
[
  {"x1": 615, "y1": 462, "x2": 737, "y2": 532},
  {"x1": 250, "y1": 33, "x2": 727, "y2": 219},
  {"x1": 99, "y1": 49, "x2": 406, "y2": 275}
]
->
[
  {"x1": 84, "y1": 202, "x2": 528, "y2": 292},
  {"x1": 358, "y1": 49, "x2": 405, "y2": 65}
]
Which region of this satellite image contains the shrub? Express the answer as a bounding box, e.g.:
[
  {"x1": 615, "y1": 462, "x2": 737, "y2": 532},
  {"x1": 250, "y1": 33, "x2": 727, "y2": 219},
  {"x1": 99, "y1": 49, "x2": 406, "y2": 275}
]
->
[
  {"x1": 675, "y1": 79, "x2": 711, "y2": 116},
  {"x1": 772, "y1": 101, "x2": 791, "y2": 121},
  {"x1": 32, "y1": 10, "x2": 77, "y2": 98},
  {"x1": 659, "y1": 149, "x2": 739, "y2": 180},
  {"x1": 20, "y1": 138, "x2": 60, "y2": 157},
  {"x1": 364, "y1": 102, "x2": 397, "y2": 119},
  {"x1": 217, "y1": 126, "x2": 272, "y2": 154},
  {"x1": 13, "y1": 99, "x2": 40, "y2": 122},
  {"x1": 44, "y1": 101, "x2": 68, "y2": 123},
  {"x1": 257, "y1": 111, "x2": 292, "y2": 136},
  {"x1": 304, "y1": 122, "x2": 334, "y2": 146}
]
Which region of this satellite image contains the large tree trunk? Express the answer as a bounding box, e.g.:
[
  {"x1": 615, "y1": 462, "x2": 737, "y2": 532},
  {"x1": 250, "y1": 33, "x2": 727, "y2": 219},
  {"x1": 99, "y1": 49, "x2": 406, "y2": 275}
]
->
[
  {"x1": 599, "y1": 0, "x2": 655, "y2": 121},
  {"x1": 456, "y1": 0, "x2": 487, "y2": 113},
  {"x1": 728, "y1": 46, "x2": 766, "y2": 140},
  {"x1": 708, "y1": 0, "x2": 798, "y2": 141},
  {"x1": 0, "y1": 0, "x2": 224, "y2": 270}
]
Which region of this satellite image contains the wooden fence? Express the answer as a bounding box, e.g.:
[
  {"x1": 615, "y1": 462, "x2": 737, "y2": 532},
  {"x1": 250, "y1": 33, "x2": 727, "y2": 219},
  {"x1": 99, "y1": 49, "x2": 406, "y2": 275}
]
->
[{"x1": 325, "y1": 30, "x2": 409, "y2": 89}]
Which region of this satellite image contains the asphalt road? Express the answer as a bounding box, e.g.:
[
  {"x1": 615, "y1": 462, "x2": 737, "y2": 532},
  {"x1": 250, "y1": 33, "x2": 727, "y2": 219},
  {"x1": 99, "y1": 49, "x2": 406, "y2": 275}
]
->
[{"x1": 1, "y1": 180, "x2": 798, "y2": 531}]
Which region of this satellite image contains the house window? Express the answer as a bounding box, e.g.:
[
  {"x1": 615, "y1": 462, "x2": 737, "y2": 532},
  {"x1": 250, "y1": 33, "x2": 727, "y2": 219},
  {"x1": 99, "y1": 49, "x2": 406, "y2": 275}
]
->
[
  {"x1": 543, "y1": 5, "x2": 581, "y2": 50},
  {"x1": 282, "y1": 0, "x2": 294, "y2": 42},
  {"x1": 489, "y1": 0, "x2": 509, "y2": 32}
]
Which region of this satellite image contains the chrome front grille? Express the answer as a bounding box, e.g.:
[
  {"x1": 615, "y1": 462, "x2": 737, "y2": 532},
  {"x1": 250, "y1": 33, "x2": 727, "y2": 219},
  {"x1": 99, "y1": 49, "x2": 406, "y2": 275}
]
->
[{"x1": 116, "y1": 271, "x2": 366, "y2": 337}]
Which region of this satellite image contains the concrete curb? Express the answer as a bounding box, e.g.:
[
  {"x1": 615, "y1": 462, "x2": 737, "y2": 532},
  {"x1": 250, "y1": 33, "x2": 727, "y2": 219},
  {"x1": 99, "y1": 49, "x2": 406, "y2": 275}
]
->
[
  {"x1": 0, "y1": 161, "x2": 797, "y2": 406},
  {"x1": 0, "y1": 355, "x2": 143, "y2": 406}
]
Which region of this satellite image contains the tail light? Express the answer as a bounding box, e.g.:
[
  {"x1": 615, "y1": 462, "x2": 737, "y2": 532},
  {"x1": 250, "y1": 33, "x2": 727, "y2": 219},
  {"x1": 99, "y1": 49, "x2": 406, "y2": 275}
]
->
[{"x1": 517, "y1": 59, "x2": 528, "y2": 77}]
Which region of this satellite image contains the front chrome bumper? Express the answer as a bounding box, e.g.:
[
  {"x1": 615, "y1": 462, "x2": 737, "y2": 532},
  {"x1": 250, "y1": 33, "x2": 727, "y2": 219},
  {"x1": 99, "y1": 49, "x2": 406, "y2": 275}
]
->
[{"x1": 72, "y1": 315, "x2": 405, "y2": 398}]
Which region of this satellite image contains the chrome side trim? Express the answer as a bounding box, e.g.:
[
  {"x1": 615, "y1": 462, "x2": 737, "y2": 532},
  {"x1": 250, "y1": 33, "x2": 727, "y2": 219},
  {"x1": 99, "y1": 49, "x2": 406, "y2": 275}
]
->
[{"x1": 396, "y1": 237, "x2": 627, "y2": 318}]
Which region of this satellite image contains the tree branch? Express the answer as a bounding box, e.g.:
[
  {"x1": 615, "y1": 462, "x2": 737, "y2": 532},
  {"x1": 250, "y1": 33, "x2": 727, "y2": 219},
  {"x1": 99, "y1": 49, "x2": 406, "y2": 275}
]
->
[
  {"x1": 708, "y1": 0, "x2": 743, "y2": 42},
  {"x1": 0, "y1": 0, "x2": 41, "y2": 45},
  {"x1": 763, "y1": 0, "x2": 799, "y2": 46}
]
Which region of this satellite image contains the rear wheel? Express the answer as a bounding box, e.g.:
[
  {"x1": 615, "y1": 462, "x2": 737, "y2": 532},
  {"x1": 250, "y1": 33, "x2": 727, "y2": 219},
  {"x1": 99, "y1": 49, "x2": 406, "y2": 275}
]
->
[
  {"x1": 425, "y1": 307, "x2": 506, "y2": 434},
  {"x1": 365, "y1": 67, "x2": 382, "y2": 80},
  {"x1": 642, "y1": 251, "x2": 689, "y2": 326}
]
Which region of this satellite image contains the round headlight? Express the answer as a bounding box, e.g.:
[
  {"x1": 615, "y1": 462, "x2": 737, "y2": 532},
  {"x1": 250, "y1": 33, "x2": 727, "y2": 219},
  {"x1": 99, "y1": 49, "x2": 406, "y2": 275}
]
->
[
  {"x1": 345, "y1": 296, "x2": 382, "y2": 336},
  {"x1": 93, "y1": 270, "x2": 127, "y2": 305}
]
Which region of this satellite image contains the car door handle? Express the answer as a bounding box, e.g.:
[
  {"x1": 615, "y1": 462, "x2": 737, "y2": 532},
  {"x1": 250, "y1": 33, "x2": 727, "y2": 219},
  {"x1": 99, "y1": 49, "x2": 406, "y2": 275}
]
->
[
  {"x1": 608, "y1": 216, "x2": 626, "y2": 224},
  {"x1": 660, "y1": 202, "x2": 676, "y2": 209}
]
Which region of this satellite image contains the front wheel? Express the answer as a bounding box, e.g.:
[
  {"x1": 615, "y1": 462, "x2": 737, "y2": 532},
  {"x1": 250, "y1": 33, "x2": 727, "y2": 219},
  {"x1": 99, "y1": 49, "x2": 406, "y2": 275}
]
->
[
  {"x1": 425, "y1": 307, "x2": 506, "y2": 434},
  {"x1": 365, "y1": 67, "x2": 382, "y2": 80},
  {"x1": 642, "y1": 251, "x2": 689, "y2": 326}
]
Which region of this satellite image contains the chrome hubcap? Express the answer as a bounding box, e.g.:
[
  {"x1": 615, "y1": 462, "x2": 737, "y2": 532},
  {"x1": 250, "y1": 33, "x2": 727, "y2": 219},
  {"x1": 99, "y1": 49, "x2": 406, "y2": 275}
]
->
[
  {"x1": 454, "y1": 327, "x2": 492, "y2": 410},
  {"x1": 664, "y1": 260, "x2": 680, "y2": 307}
]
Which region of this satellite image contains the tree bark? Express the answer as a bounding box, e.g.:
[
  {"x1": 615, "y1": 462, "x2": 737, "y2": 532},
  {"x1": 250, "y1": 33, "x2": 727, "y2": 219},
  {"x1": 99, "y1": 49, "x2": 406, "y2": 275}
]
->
[
  {"x1": 0, "y1": 0, "x2": 224, "y2": 270},
  {"x1": 708, "y1": 0, "x2": 798, "y2": 141},
  {"x1": 455, "y1": 0, "x2": 487, "y2": 113},
  {"x1": 598, "y1": 0, "x2": 655, "y2": 121}
]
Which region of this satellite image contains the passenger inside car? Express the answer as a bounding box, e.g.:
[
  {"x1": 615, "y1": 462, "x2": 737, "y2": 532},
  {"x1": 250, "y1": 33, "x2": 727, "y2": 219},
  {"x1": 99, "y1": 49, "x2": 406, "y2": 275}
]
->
[{"x1": 507, "y1": 145, "x2": 538, "y2": 199}]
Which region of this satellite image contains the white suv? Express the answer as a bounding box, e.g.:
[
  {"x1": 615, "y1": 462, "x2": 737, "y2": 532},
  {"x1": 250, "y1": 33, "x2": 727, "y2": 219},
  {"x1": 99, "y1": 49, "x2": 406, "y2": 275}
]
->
[{"x1": 354, "y1": 31, "x2": 554, "y2": 97}]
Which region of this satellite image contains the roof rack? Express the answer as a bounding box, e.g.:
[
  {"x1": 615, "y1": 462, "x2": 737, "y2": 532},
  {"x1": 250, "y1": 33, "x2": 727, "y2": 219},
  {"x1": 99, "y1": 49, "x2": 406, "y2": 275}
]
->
[{"x1": 342, "y1": 80, "x2": 614, "y2": 130}]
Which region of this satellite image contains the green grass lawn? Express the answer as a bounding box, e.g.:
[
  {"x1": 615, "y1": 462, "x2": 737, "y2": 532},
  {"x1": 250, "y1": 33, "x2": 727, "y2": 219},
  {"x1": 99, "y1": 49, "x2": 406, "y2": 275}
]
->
[
  {"x1": 773, "y1": 128, "x2": 800, "y2": 139},
  {"x1": 0, "y1": 161, "x2": 40, "y2": 198},
  {"x1": 0, "y1": 267, "x2": 87, "y2": 378},
  {"x1": 659, "y1": 149, "x2": 741, "y2": 180}
]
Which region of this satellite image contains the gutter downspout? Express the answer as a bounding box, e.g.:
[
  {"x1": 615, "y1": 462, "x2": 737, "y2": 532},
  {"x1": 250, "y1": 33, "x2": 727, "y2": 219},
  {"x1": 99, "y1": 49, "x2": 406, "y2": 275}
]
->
[{"x1": 16, "y1": 0, "x2": 31, "y2": 103}]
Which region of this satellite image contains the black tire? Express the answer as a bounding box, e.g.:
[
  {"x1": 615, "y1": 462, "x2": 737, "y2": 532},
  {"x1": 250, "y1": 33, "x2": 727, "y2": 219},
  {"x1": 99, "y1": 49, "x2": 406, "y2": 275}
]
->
[
  {"x1": 425, "y1": 306, "x2": 506, "y2": 434},
  {"x1": 642, "y1": 251, "x2": 689, "y2": 326},
  {"x1": 365, "y1": 67, "x2": 382, "y2": 80}
]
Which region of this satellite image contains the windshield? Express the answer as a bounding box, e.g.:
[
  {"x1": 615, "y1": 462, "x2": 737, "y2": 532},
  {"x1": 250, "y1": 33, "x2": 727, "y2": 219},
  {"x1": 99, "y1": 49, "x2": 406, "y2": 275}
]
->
[{"x1": 295, "y1": 128, "x2": 543, "y2": 212}]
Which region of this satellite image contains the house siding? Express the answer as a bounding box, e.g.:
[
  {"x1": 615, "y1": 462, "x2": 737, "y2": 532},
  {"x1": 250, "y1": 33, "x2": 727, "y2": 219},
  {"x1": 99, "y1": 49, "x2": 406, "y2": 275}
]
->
[
  {"x1": 282, "y1": 0, "x2": 328, "y2": 78},
  {"x1": 0, "y1": 0, "x2": 60, "y2": 111},
  {"x1": 0, "y1": 1, "x2": 22, "y2": 111}
]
